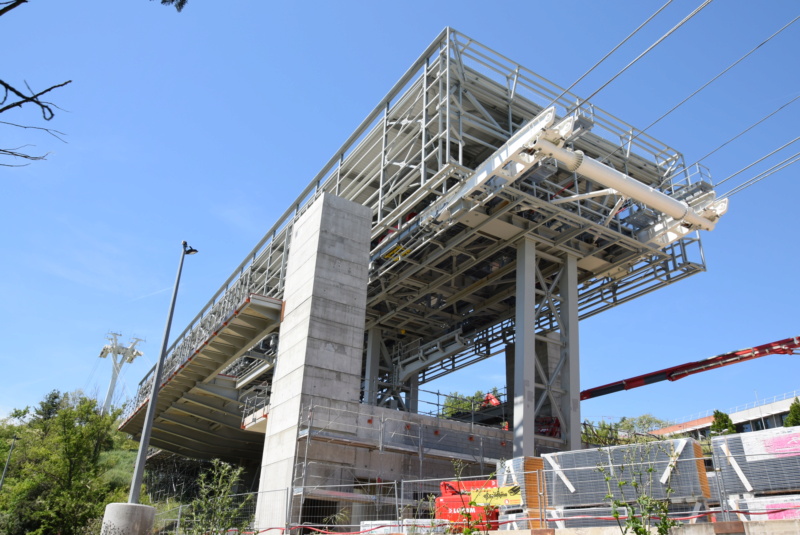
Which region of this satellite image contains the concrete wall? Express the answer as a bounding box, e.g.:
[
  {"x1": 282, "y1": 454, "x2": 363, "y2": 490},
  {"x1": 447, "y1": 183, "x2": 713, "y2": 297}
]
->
[{"x1": 254, "y1": 193, "x2": 372, "y2": 529}]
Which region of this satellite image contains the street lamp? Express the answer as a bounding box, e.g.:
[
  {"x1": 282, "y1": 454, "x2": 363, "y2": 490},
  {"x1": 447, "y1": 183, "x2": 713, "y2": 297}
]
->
[
  {"x1": 128, "y1": 240, "x2": 198, "y2": 504},
  {"x1": 0, "y1": 435, "x2": 18, "y2": 492}
]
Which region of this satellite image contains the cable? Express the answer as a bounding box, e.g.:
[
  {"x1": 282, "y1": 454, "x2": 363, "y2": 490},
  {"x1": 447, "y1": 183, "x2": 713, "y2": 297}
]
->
[
  {"x1": 721, "y1": 151, "x2": 800, "y2": 199},
  {"x1": 570, "y1": 0, "x2": 715, "y2": 113},
  {"x1": 83, "y1": 358, "x2": 101, "y2": 394},
  {"x1": 686, "y1": 93, "x2": 800, "y2": 168},
  {"x1": 632, "y1": 15, "x2": 800, "y2": 138},
  {"x1": 543, "y1": 0, "x2": 674, "y2": 111},
  {"x1": 716, "y1": 135, "x2": 800, "y2": 187},
  {"x1": 591, "y1": 15, "x2": 800, "y2": 170}
]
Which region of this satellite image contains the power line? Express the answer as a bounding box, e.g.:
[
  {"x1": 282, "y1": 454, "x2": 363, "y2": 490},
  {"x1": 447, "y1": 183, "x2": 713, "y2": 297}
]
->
[{"x1": 570, "y1": 0, "x2": 714, "y2": 112}]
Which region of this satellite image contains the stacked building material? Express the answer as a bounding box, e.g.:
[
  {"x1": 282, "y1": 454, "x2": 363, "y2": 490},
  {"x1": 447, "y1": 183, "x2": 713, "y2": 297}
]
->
[
  {"x1": 542, "y1": 438, "x2": 710, "y2": 508},
  {"x1": 546, "y1": 502, "x2": 708, "y2": 529},
  {"x1": 401, "y1": 518, "x2": 450, "y2": 535},
  {"x1": 712, "y1": 426, "x2": 800, "y2": 496},
  {"x1": 496, "y1": 456, "x2": 547, "y2": 528},
  {"x1": 736, "y1": 494, "x2": 800, "y2": 521}
]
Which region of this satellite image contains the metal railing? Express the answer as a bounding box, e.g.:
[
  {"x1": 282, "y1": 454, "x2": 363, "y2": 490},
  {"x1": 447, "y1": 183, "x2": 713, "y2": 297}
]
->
[{"x1": 673, "y1": 389, "x2": 800, "y2": 425}]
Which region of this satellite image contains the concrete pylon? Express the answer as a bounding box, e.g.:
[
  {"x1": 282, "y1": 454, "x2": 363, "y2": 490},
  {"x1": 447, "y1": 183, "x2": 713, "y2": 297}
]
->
[
  {"x1": 253, "y1": 193, "x2": 371, "y2": 530},
  {"x1": 100, "y1": 503, "x2": 155, "y2": 535}
]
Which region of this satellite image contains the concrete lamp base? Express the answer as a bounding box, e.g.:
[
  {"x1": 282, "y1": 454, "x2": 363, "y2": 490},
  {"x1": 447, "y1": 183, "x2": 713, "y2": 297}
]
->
[{"x1": 101, "y1": 503, "x2": 156, "y2": 535}]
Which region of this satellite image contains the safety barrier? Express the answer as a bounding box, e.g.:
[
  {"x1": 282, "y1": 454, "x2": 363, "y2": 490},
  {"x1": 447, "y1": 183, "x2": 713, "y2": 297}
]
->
[{"x1": 151, "y1": 444, "x2": 800, "y2": 533}]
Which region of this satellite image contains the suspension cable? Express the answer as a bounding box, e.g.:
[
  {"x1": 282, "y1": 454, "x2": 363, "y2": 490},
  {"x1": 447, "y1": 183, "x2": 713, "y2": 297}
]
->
[
  {"x1": 569, "y1": 0, "x2": 714, "y2": 113},
  {"x1": 632, "y1": 15, "x2": 800, "y2": 138},
  {"x1": 590, "y1": 14, "x2": 800, "y2": 169},
  {"x1": 686, "y1": 93, "x2": 800, "y2": 168},
  {"x1": 716, "y1": 135, "x2": 800, "y2": 187},
  {"x1": 543, "y1": 0, "x2": 674, "y2": 111},
  {"x1": 720, "y1": 151, "x2": 800, "y2": 199}
]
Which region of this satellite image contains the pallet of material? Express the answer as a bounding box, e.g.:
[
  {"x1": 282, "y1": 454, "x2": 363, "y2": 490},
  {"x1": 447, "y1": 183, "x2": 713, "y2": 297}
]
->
[
  {"x1": 496, "y1": 456, "x2": 547, "y2": 527},
  {"x1": 542, "y1": 438, "x2": 710, "y2": 507},
  {"x1": 712, "y1": 426, "x2": 800, "y2": 496}
]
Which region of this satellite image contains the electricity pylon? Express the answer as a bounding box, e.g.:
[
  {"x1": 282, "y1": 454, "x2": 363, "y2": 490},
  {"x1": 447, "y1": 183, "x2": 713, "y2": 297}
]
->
[{"x1": 99, "y1": 332, "x2": 143, "y2": 415}]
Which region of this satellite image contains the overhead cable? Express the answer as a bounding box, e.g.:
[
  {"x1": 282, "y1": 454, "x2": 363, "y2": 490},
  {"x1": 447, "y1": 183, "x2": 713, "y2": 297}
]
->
[
  {"x1": 592, "y1": 15, "x2": 800, "y2": 169},
  {"x1": 715, "y1": 135, "x2": 800, "y2": 187},
  {"x1": 686, "y1": 93, "x2": 800, "y2": 168},
  {"x1": 721, "y1": 151, "x2": 800, "y2": 199},
  {"x1": 570, "y1": 0, "x2": 714, "y2": 113},
  {"x1": 544, "y1": 0, "x2": 674, "y2": 111},
  {"x1": 632, "y1": 15, "x2": 800, "y2": 138}
]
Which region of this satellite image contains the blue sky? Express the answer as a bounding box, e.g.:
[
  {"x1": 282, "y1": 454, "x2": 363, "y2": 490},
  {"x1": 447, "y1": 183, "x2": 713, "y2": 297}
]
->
[{"x1": 1, "y1": 1, "x2": 798, "y2": 426}]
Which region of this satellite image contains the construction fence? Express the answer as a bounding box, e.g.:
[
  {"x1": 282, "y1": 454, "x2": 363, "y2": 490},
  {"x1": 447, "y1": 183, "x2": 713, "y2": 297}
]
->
[{"x1": 152, "y1": 432, "x2": 800, "y2": 533}]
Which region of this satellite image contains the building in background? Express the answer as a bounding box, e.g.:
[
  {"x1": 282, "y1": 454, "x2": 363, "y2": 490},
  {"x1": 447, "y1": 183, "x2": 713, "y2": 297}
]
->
[{"x1": 653, "y1": 390, "x2": 800, "y2": 439}]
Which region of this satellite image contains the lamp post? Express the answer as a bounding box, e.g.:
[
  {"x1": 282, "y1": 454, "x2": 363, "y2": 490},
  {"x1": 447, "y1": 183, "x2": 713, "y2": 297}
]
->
[
  {"x1": 128, "y1": 240, "x2": 197, "y2": 504},
  {"x1": 0, "y1": 435, "x2": 18, "y2": 492}
]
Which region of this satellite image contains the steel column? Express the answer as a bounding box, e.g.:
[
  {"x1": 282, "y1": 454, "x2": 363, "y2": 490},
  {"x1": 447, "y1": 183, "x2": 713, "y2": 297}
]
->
[
  {"x1": 514, "y1": 236, "x2": 537, "y2": 457},
  {"x1": 364, "y1": 328, "x2": 381, "y2": 405},
  {"x1": 559, "y1": 254, "x2": 581, "y2": 450}
]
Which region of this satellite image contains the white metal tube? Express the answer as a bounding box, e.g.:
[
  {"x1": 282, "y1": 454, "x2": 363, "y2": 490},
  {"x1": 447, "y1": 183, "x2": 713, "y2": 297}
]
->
[{"x1": 533, "y1": 138, "x2": 717, "y2": 231}]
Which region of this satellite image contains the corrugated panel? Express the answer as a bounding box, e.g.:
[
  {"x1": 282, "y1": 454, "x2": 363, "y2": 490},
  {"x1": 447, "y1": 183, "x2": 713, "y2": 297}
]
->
[
  {"x1": 542, "y1": 439, "x2": 710, "y2": 507},
  {"x1": 712, "y1": 426, "x2": 800, "y2": 496}
]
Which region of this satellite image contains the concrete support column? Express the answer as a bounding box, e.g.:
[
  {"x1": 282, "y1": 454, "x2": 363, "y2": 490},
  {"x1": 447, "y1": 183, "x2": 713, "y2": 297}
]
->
[
  {"x1": 254, "y1": 193, "x2": 371, "y2": 531},
  {"x1": 100, "y1": 503, "x2": 155, "y2": 535},
  {"x1": 505, "y1": 343, "x2": 515, "y2": 413},
  {"x1": 559, "y1": 254, "x2": 581, "y2": 450},
  {"x1": 513, "y1": 237, "x2": 537, "y2": 458},
  {"x1": 364, "y1": 328, "x2": 381, "y2": 405},
  {"x1": 405, "y1": 374, "x2": 419, "y2": 413}
]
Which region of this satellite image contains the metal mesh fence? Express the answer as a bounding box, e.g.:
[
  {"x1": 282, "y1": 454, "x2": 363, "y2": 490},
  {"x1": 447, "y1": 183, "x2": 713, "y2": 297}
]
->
[
  {"x1": 152, "y1": 430, "x2": 800, "y2": 532},
  {"x1": 152, "y1": 491, "x2": 264, "y2": 534},
  {"x1": 296, "y1": 481, "x2": 400, "y2": 533}
]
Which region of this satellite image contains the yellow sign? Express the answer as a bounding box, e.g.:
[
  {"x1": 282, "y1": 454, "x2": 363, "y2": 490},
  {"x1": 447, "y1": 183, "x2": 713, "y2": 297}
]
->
[
  {"x1": 381, "y1": 244, "x2": 411, "y2": 262},
  {"x1": 470, "y1": 485, "x2": 522, "y2": 506}
]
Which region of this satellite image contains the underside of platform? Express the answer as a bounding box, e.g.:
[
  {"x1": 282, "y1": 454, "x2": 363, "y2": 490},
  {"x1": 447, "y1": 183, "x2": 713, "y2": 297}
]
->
[{"x1": 120, "y1": 294, "x2": 282, "y2": 461}]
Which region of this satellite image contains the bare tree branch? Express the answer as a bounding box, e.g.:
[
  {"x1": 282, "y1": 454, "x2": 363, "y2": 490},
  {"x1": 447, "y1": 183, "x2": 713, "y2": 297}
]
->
[
  {"x1": 1, "y1": 0, "x2": 71, "y2": 166},
  {"x1": 0, "y1": 0, "x2": 28, "y2": 18},
  {"x1": 0, "y1": 145, "x2": 49, "y2": 166},
  {"x1": 0, "y1": 79, "x2": 72, "y2": 119},
  {"x1": 0, "y1": 120, "x2": 67, "y2": 142}
]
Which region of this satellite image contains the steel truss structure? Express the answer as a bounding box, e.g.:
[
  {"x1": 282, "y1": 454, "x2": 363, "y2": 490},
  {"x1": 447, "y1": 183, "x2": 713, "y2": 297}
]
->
[{"x1": 122, "y1": 28, "x2": 722, "y2": 459}]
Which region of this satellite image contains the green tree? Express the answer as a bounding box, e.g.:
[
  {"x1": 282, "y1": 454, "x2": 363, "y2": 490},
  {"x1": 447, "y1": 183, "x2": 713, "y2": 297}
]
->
[
  {"x1": 189, "y1": 459, "x2": 252, "y2": 535},
  {"x1": 616, "y1": 414, "x2": 669, "y2": 442},
  {"x1": 441, "y1": 387, "x2": 501, "y2": 418},
  {"x1": 583, "y1": 420, "x2": 621, "y2": 446},
  {"x1": 784, "y1": 397, "x2": 800, "y2": 427},
  {"x1": 597, "y1": 441, "x2": 679, "y2": 535},
  {"x1": 0, "y1": 391, "x2": 133, "y2": 535},
  {"x1": 710, "y1": 410, "x2": 736, "y2": 435}
]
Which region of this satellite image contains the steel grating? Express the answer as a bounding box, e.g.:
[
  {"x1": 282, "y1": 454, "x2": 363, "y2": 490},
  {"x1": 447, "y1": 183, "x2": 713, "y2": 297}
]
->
[
  {"x1": 712, "y1": 426, "x2": 800, "y2": 496},
  {"x1": 542, "y1": 438, "x2": 710, "y2": 508}
]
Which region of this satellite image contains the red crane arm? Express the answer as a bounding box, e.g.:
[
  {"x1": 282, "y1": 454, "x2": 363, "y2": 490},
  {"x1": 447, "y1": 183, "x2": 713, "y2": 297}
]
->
[{"x1": 580, "y1": 336, "x2": 800, "y2": 401}]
